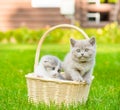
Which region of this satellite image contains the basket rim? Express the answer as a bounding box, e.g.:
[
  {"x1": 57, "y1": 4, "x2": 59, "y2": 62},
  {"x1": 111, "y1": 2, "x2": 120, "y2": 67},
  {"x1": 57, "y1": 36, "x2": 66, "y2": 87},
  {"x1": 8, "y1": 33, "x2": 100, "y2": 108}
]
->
[{"x1": 25, "y1": 73, "x2": 94, "y2": 85}]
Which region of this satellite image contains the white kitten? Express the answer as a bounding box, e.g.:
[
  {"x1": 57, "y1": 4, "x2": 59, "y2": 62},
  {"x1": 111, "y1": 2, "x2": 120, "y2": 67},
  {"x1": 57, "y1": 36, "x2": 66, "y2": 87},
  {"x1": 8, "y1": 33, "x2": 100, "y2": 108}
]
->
[
  {"x1": 62, "y1": 37, "x2": 96, "y2": 84},
  {"x1": 34, "y1": 55, "x2": 64, "y2": 79}
]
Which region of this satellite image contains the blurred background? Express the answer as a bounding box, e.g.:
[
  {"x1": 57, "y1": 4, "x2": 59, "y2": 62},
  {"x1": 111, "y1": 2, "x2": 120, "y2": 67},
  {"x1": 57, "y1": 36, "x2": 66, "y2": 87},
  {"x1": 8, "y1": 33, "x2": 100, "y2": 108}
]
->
[
  {"x1": 0, "y1": 0, "x2": 120, "y2": 30},
  {"x1": 0, "y1": 0, "x2": 120, "y2": 44}
]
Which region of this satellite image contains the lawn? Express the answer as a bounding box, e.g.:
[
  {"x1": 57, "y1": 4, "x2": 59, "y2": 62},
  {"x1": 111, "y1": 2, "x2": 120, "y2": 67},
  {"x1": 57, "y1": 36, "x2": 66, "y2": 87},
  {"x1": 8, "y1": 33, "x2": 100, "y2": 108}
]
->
[{"x1": 0, "y1": 43, "x2": 120, "y2": 110}]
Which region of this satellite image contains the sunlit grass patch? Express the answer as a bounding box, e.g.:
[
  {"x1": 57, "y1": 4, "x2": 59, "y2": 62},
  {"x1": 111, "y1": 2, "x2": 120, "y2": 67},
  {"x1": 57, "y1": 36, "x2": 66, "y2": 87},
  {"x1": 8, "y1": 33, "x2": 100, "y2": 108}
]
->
[{"x1": 0, "y1": 44, "x2": 120, "y2": 109}]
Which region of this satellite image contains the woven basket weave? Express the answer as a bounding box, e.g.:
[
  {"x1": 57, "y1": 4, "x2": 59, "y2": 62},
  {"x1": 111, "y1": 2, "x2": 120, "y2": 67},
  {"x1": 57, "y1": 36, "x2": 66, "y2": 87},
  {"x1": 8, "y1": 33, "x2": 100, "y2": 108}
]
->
[{"x1": 25, "y1": 24, "x2": 93, "y2": 105}]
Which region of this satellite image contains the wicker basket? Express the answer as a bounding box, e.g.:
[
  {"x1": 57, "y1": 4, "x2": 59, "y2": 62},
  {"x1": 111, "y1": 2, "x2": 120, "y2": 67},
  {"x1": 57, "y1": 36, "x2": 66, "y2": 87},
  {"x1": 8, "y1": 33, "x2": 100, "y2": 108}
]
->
[{"x1": 25, "y1": 24, "x2": 93, "y2": 105}]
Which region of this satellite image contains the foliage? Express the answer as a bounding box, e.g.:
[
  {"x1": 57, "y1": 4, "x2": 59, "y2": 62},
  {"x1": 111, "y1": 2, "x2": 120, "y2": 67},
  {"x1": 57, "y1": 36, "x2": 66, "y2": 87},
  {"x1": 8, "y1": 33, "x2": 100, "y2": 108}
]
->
[
  {"x1": 0, "y1": 22, "x2": 120, "y2": 44},
  {"x1": 0, "y1": 44, "x2": 120, "y2": 109},
  {"x1": 100, "y1": 0, "x2": 118, "y2": 3},
  {"x1": 0, "y1": 27, "x2": 45, "y2": 44},
  {"x1": 85, "y1": 22, "x2": 120, "y2": 44}
]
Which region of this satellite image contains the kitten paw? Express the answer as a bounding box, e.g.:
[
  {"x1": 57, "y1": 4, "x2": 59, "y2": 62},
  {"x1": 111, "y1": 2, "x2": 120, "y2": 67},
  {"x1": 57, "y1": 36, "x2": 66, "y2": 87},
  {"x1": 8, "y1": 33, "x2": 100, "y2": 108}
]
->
[
  {"x1": 72, "y1": 75, "x2": 84, "y2": 82},
  {"x1": 84, "y1": 79, "x2": 91, "y2": 85}
]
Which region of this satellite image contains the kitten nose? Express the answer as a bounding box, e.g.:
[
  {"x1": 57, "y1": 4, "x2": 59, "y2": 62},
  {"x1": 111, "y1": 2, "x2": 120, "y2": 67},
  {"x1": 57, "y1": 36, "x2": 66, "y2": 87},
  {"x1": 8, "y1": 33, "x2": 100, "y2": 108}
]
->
[
  {"x1": 81, "y1": 53, "x2": 84, "y2": 56},
  {"x1": 53, "y1": 73, "x2": 57, "y2": 77}
]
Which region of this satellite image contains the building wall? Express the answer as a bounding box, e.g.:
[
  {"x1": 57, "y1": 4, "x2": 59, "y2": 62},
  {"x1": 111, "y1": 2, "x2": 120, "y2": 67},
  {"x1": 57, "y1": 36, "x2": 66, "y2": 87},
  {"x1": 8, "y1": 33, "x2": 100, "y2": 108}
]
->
[
  {"x1": 0, "y1": 0, "x2": 79, "y2": 31},
  {"x1": 0, "y1": 0, "x2": 119, "y2": 30}
]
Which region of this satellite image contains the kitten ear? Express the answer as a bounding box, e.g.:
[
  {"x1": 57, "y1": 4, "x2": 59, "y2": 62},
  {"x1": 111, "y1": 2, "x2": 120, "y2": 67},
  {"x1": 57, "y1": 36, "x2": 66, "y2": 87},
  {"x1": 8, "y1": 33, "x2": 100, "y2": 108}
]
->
[
  {"x1": 89, "y1": 37, "x2": 96, "y2": 46},
  {"x1": 43, "y1": 59, "x2": 49, "y2": 64},
  {"x1": 43, "y1": 60, "x2": 50, "y2": 67},
  {"x1": 70, "y1": 38, "x2": 76, "y2": 47},
  {"x1": 44, "y1": 60, "x2": 48, "y2": 63}
]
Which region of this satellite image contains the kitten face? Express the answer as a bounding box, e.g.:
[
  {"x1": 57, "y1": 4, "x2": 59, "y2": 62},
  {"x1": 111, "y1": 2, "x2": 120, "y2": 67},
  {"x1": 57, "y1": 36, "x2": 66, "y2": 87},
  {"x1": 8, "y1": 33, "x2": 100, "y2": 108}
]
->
[
  {"x1": 42, "y1": 56, "x2": 61, "y2": 78},
  {"x1": 70, "y1": 37, "x2": 96, "y2": 62}
]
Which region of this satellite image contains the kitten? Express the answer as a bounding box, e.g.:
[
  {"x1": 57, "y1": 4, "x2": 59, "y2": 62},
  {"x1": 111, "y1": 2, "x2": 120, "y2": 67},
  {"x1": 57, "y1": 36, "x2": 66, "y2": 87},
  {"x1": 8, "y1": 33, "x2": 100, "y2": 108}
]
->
[
  {"x1": 34, "y1": 55, "x2": 64, "y2": 79},
  {"x1": 62, "y1": 37, "x2": 96, "y2": 84}
]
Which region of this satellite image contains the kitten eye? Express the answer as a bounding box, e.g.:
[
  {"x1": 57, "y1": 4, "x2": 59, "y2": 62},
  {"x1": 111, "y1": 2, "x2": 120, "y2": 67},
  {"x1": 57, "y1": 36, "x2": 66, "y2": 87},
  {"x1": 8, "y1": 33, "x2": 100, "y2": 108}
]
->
[
  {"x1": 58, "y1": 69, "x2": 61, "y2": 73},
  {"x1": 85, "y1": 48, "x2": 89, "y2": 52},
  {"x1": 76, "y1": 49, "x2": 80, "y2": 52},
  {"x1": 52, "y1": 67, "x2": 55, "y2": 70}
]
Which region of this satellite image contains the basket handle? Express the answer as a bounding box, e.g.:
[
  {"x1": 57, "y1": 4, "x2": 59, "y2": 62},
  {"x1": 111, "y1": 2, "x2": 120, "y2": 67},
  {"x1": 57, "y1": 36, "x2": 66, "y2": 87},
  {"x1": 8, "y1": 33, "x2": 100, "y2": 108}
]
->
[{"x1": 34, "y1": 24, "x2": 89, "y2": 71}]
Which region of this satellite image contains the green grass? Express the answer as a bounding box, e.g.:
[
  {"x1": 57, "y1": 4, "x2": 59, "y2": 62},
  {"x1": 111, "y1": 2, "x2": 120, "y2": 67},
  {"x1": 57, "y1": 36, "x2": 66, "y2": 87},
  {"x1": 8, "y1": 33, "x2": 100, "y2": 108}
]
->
[{"x1": 0, "y1": 43, "x2": 120, "y2": 110}]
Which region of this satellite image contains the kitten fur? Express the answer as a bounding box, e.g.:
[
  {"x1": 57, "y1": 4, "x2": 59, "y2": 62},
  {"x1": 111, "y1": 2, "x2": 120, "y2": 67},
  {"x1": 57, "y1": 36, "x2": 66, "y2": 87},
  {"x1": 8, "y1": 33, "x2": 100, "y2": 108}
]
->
[
  {"x1": 62, "y1": 37, "x2": 96, "y2": 84},
  {"x1": 34, "y1": 55, "x2": 64, "y2": 79}
]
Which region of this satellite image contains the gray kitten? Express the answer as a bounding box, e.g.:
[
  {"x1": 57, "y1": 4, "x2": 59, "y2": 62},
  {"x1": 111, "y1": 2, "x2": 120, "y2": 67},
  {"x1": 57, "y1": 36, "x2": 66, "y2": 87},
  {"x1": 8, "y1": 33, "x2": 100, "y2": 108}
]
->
[
  {"x1": 62, "y1": 37, "x2": 96, "y2": 84},
  {"x1": 34, "y1": 55, "x2": 64, "y2": 79}
]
